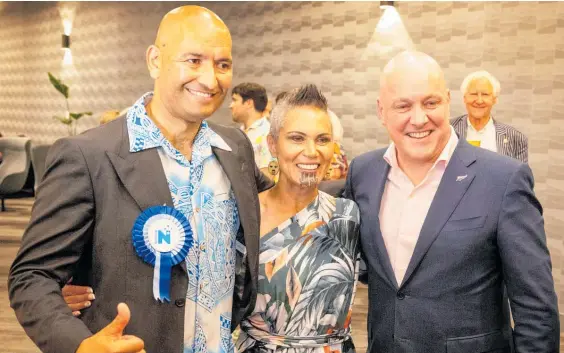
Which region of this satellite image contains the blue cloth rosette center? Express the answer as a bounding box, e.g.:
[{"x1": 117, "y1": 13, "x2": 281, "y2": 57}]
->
[{"x1": 132, "y1": 205, "x2": 193, "y2": 302}]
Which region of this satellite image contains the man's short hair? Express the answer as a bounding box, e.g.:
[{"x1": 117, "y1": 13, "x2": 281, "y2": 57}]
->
[
  {"x1": 232, "y1": 83, "x2": 268, "y2": 112},
  {"x1": 460, "y1": 70, "x2": 501, "y2": 96}
]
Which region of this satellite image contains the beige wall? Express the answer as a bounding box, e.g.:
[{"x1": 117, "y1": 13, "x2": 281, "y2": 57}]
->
[{"x1": 0, "y1": 1, "x2": 563, "y2": 311}]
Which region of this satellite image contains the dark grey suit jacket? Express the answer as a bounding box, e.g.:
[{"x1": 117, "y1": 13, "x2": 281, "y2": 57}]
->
[
  {"x1": 8, "y1": 117, "x2": 273, "y2": 353},
  {"x1": 450, "y1": 115, "x2": 529, "y2": 163},
  {"x1": 344, "y1": 139, "x2": 559, "y2": 353}
]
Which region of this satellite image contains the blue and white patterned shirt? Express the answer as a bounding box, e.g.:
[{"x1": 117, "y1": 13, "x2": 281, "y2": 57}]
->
[{"x1": 127, "y1": 92, "x2": 240, "y2": 353}]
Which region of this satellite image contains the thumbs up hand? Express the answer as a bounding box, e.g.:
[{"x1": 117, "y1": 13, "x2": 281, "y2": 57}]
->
[{"x1": 76, "y1": 303, "x2": 145, "y2": 353}]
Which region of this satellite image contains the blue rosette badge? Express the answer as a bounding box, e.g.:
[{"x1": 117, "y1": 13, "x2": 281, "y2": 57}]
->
[{"x1": 132, "y1": 205, "x2": 193, "y2": 302}]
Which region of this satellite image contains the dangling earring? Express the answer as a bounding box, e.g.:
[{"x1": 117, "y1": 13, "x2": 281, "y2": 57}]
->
[{"x1": 268, "y1": 158, "x2": 279, "y2": 176}]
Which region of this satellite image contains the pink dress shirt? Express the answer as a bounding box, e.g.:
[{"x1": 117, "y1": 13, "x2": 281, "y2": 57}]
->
[{"x1": 379, "y1": 127, "x2": 459, "y2": 285}]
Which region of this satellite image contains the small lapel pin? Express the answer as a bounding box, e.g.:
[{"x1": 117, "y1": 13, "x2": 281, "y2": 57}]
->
[
  {"x1": 503, "y1": 137, "x2": 508, "y2": 144},
  {"x1": 456, "y1": 175, "x2": 467, "y2": 182}
]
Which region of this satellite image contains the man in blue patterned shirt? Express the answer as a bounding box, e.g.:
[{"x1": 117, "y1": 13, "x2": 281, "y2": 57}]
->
[{"x1": 9, "y1": 6, "x2": 272, "y2": 353}]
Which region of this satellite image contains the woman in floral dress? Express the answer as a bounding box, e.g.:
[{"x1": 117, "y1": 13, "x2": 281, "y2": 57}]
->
[{"x1": 236, "y1": 84, "x2": 360, "y2": 353}]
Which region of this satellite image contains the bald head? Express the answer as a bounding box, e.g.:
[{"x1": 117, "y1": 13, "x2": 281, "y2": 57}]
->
[
  {"x1": 146, "y1": 6, "x2": 233, "y2": 125},
  {"x1": 155, "y1": 6, "x2": 231, "y2": 51},
  {"x1": 380, "y1": 51, "x2": 446, "y2": 96},
  {"x1": 376, "y1": 51, "x2": 452, "y2": 172}
]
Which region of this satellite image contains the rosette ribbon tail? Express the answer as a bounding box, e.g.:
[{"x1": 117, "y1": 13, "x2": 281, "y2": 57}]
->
[{"x1": 153, "y1": 252, "x2": 173, "y2": 302}]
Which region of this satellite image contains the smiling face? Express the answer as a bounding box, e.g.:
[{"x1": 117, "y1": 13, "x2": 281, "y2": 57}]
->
[
  {"x1": 148, "y1": 8, "x2": 233, "y2": 124},
  {"x1": 463, "y1": 77, "x2": 497, "y2": 121},
  {"x1": 378, "y1": 59, "x2": 452, "y2": 167},
  {"x1": 268, "y1": 106, "x2": 334, "y2": 189}
]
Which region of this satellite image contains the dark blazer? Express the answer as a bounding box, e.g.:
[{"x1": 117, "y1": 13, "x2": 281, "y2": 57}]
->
[
  {"x1": 8, "y1": 117, "x2": 273, "y2": 353},
  {"x1": 344, "y1": 139, "x2": 559, "y2": 353},
  {"x1": 450, "y1": 115, "x2": 529, "y2": 163}
]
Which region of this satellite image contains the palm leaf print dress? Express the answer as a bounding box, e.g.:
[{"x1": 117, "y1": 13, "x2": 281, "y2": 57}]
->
[{"x1": 237, "y1": 191, "x2": 360, "y2": 353}]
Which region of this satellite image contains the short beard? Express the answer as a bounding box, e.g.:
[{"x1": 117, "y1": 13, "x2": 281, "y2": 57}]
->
[{"x1": 299, "y1": 172, "x2": 319, "y2": 188}]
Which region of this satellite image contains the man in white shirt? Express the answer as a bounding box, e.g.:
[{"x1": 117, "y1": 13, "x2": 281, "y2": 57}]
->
[
  {"x1": 451, "y1": 71, "x2": 528, "y2": 162},
  {"x1": 230, "y1": 82, "x2": 275, "y2": 179}
]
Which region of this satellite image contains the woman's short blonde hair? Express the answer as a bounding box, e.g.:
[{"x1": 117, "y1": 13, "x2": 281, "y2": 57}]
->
[{"x1": 327, "y1": 109, "x2": 343, "y2": 144}]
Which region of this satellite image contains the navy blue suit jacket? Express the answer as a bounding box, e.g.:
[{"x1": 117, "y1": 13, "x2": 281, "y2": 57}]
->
[{"x1": 344, "y1": 139, "x2": 559, "y2": 353}]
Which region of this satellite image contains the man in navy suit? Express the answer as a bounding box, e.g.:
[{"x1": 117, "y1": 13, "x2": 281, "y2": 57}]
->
[{"x1": 344, "y1": 51, "x2": 559, "y2": 353}]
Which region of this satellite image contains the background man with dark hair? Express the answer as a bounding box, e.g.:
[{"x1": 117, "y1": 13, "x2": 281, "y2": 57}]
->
[{"x1": 230, "y1": 82, "x2": 275, "y2": 179}]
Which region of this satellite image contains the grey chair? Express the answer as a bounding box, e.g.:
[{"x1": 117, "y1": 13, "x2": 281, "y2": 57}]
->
[
  {"x1": 0, "y1": 137, "x2": 32, "y2": 211},
  {"x1": 31, "y1": 143, "x2": 52, "y2": 192}
]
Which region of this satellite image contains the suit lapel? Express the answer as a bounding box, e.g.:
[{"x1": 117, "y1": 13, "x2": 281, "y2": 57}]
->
[
  {"x1": 365, "y1": 157, "x2": 398, "y2": 289},
  {"x1": 400, "y1": 141, "x2": 476, "y2": 288},
  {"x1": 106, "y1": 120, "x2": 173, "y2": 210},
  {"x1": 494, "y1": 119, "x2": 510, "y2": 156},
  {"x1": 106, "y1": 119, "x2": 182, "y2": 271},
  {"x1": 456, "y1": 116, "x2": 468, "y2": 140}
]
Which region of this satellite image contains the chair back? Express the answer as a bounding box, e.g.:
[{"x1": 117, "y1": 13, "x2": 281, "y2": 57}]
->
[
  {"x1": 0, "y1": 137, "x2": 32, "y2": 194},
  {"x1": 31, "y1": 143, "x2": 52, "y2": 191}
]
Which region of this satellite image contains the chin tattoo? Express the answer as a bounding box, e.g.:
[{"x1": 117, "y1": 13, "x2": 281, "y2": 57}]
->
[{"x1": 299, "y1": 173, "x2": 319, "y2": 188}]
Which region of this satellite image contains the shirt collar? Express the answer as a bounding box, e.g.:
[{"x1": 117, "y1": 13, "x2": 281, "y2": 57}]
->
[
  {"x1": 466, "y1": 115, "x2": 494, "y2": 133},
  {"x1": 242, "y1": 116, "x2": 269, "y2": 132},
  {"x1": 384, "y1": 125, "x2": 459, "y2": 170},
  {"x1": 126, "y1": 92, "x2": 232, "y2": 159}
]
